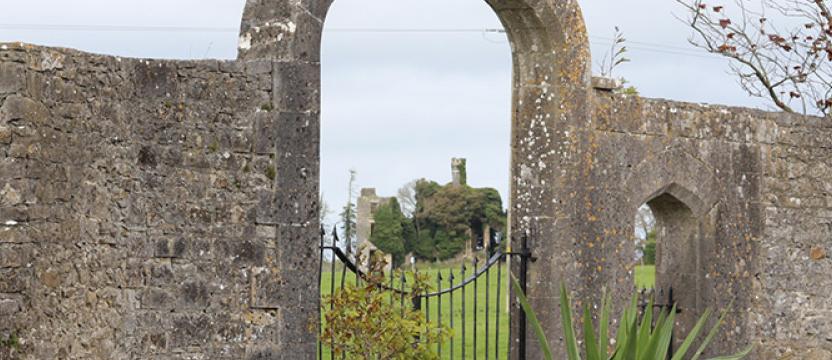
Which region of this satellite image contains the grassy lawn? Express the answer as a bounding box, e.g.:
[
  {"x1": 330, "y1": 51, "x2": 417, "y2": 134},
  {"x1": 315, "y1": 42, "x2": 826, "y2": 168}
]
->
[
  {"x1": 635, "y1": 265, "x2": 656, "y2": 290},
  {"x1": 320, "y1": 263, "x2": 657, "y2": 359}
]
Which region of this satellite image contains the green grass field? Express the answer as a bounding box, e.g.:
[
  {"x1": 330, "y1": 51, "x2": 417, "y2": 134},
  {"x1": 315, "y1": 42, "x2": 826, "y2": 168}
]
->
[
  {"x1": 635, "y1": 265, "x2": 656, "y2": 290},
  {"x1": 320, "y1": 263, "x2": 656, "y2": 359}
]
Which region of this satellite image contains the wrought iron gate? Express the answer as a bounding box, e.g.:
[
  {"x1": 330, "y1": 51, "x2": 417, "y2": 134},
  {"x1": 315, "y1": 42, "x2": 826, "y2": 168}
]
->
[{"x1": 318, "y1": 226, "x2": 533, "y2": 359}]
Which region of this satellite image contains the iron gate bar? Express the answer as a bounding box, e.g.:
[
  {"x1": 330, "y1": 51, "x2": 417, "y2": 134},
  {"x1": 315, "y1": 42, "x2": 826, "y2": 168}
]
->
[
  {"x1": 389, "y1": 270, "x2": 394, "y2": 305},
  {"x1": 485, "y1": 259, "x2": 490, "y2": 360},
  {"x1": 318, "y1": 226, "x2": 326, "y2": 360},
  {"x1": 425, "y1": 286, "x2": 430, "y2": 323},
  {"x1": 473, "y1": 257, "x2": 479, "y2": 360},
  {"x1": 328, "y1": 228, "x2": 337, "y2": 360},
  {"x1": 637, "y1": 287, "x2": 682, "y2": 360},
  {"x1": 419, "y1": 251, "x2": 504, "y2": 298},
  {"x1": 400, "y1": 272, "x2": 406, "y2": 316},
  {"x1": 518, "y1": 233, "x2": 532, "y2": 360},
  {"x1": 449, "y1": 270, "x2": 455, "y2": 359},
  {"x1": 461, "y1": 263, "x2": 467, "y2": 360},
  {"x1": 495, "y1": 253, "x2": 502, "y2": 357},
  {"x1": 436, "y1": 272, "x2": 443, "y2": 356}
]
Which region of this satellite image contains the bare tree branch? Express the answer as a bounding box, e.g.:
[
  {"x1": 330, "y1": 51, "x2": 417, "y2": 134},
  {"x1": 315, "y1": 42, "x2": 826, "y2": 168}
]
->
[{"x1": 677, "y1": 0, "x2": 832, "y2": 117}]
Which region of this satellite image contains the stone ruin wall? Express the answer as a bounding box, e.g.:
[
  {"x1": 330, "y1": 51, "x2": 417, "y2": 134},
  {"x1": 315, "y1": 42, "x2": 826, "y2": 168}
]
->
[
  {"x1": 574, "y1": 89, "x2": 831, "y2": 359},
  {"x1": 0, "y1": 0, "x2": 829, "y2": 358},
  {"x1": 0, "y1": 39, "x2": 320, "y2": 360}
]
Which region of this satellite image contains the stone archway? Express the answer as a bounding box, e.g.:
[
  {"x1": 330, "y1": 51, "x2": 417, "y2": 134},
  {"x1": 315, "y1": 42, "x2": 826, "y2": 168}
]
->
[{"x1": 236, "y1": 0, "x2": 593, "y2": 357}]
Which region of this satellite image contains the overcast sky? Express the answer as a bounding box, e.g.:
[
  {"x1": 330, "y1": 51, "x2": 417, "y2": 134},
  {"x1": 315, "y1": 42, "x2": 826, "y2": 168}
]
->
[{"x1": 0, "y1": 0, "x2": 771, "y2": 226}]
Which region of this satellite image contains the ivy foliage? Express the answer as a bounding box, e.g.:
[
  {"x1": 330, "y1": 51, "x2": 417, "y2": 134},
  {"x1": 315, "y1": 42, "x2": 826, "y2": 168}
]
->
[
  {"x1": 369, "y1": 178, "x2": 507, "y2": 264},
  {"x1": 411, "y1": 179, "x2": 505, "y2": 261}
]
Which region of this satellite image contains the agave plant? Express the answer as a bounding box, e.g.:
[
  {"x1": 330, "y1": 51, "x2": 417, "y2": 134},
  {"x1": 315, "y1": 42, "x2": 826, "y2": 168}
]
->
[{"x1": 511, "y1": 275, "x2": 752, "y2": 360}]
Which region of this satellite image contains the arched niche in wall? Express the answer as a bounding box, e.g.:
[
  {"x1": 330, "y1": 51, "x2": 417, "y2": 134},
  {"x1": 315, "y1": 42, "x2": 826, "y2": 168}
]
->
[
  {"x1": 625, "y1": 149, "x2": 722, "y2": 350},
  {"x1": 638, "y1": 187, "x2": 708, "y2": 345}
]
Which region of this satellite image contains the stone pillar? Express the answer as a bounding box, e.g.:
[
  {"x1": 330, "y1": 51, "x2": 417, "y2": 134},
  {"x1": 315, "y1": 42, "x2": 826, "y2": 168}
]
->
[
  {"x1": 484, "y1": 1, "x2": 593, "y2": 358},
  {"x1": 237, "y1": 1, "x2": 334, "y2": 358}
]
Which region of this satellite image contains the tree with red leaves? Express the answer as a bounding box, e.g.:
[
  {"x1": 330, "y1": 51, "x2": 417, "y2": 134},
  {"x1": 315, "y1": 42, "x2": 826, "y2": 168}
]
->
[{"x1": 677, "y1": 0, "x2": 832, "y2": 116}]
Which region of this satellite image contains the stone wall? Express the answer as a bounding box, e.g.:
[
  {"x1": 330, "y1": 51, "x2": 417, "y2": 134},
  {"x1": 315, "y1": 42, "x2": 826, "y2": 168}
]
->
[
  {"x1": 0, "y1": 0, "x2": 830, "y2": 359},
  {"x1": 0, "y1": 41, "x2": 317, "y2": 359},
  {"x1": 354, "y1": 188, "x2": 394, "y2": 271},
  {"x1": 0, "y1": 4, "x2": 322, "y2": 356},
  {"x1": 555, "y1": 88, "x2": 831, "y2": 359},
  {"x1": 355, "y1": 188, "x2": 388, "y2": 251}
]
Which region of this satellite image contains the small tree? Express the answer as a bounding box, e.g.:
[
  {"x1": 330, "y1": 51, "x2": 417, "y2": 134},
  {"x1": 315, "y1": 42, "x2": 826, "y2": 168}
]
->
[
  {"x1": 643, "y1": 230, "x2": 657, "y2": 265},
  {"x1": 321, "y1": 254, "x2": 450, "y2": 359},
  {"x1": 397, "y1": 180, "x2": 418, "y2": 218},
  {"x1": 678, "y1": 0, "x2": 832, "y2": 116},
  {"x1": 340, "y1": 169, "x2": 358, "y2": 253},
  {"x1": 598, "y1": 26, "x2": 631, "y2": 79},
  {"x1": 635, "y1": 205, "x2": 656, "y2": 265},
  {"x1": 369, "y1": 198, "x2": 406, "y2": 267},
  {"x1": 319, "y1": 193, "x2": 331, "y2": 227}
]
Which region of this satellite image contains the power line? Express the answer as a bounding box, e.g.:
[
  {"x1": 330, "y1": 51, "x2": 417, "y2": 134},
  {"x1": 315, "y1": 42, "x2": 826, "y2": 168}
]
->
[
  {"x1": 0, "y1": 24, "x2": 504, "y2": 33},
  {"x1": 327, "y1": 28, "x2": 501, "y2": 33},
  {"x1": 590, "y1": 35, "x2": 706, "y2": 55},
  {"x1": 0, "y1": 23, "x2": 236, "y2": 33},
  {"x1": 0, "y1": 23, "x2": 723, "y2": 60},
  {"x1": 590, "y1": 40, "x2": 721, "y2": 60}
]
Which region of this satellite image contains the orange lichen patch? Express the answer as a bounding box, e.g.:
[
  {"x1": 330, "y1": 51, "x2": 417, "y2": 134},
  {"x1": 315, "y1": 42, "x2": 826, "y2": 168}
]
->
[{"x1": 810, "y1": 246, "x2": 827, "y2": 260}]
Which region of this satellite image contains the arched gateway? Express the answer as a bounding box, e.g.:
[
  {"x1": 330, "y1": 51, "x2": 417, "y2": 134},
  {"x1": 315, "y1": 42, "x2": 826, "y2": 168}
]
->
[{"x1": 239, "y1": 0, "x2": 595, "y2": 356}]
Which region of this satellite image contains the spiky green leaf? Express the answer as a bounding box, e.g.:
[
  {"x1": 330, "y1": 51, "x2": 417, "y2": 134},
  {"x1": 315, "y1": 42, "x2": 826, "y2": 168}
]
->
[
  {"x1": 584, "y1": 305, "x2": 601, "y2": 360},
  {"x1": 560, "y1": 283, "x2": 581, "y2": 360}
]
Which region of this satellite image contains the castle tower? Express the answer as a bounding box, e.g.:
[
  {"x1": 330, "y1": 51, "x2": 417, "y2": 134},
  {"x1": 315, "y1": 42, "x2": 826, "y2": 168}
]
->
[{"x1": 451, "y1": 158, "x2": 467, "y2": 186}]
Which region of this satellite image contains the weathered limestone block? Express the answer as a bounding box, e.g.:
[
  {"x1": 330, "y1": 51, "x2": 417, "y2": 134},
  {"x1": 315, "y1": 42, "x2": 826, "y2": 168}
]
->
[
  {"x1": 273, "y1": 62, "x2": 320, "y2": 112},
  {"x1": 140, "y1": 287, "x2": 176, "y2": 311},
  {"x1": 0, "y1": 244, "x2": 31, "y2": 268},
  {"x1": 0, "y1": 125, "x2": 10, "y2": 144},
  {"x1": 0, "y1": 183, "x2": 21, "y2": 206},
  {"x1": 0, "y1": 95, "x2": 48, "y2": 126},
  {"x1": 133, "y1": 62, "x2": 178, "y2": 98},
  {"x1": 153, "y1": 237, "x2": 186, "y2": 258},
  {"x1": 0, "y1": 296, "x2": 21, "y2": 317},
  {"x1": 169, "y1": 313, "x2": 214, "y2": 349},
  {"x1": 0, "y1": 62, "x2": 24, "y2": 94}
]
